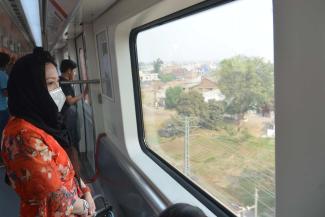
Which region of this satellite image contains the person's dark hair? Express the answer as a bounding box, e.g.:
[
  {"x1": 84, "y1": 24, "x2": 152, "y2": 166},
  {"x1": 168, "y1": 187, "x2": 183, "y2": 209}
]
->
[
  {"x1": 60, "y1": 59, "x2": 77, "y2": 74},
  {"x1": 159, "y1": 203, "x2": 207, "y2": 217},
  {"x1": 0, "y1": 52, "x2": 10, "y2": 68}
]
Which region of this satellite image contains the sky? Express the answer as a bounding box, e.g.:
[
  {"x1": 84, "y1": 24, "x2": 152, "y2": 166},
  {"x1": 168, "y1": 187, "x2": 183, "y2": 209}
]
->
[{"x1": 137, "y1": 0, "x2": 274, "y2": 63}]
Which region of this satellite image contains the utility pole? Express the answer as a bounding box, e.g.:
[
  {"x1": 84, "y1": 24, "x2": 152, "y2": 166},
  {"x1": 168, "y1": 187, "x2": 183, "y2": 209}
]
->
[
  {"x1": 184, "y1": 116, "x2": 190, "y2": 176},
  {"x1": 237, "y1": 188, "x2": 259, "y2": 217},
  {"x1": 237, "y1": 205, "x2": 255, "y2": 217},
  {"x1": 255, "y1": 188, "x2": 259, "y2": 217},
  {"x1": 153, "y1": 81, "x2": 158, "y2": 108}
]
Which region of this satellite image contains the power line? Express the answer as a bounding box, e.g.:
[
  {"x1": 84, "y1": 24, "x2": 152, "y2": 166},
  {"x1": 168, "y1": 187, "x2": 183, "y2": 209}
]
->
[
  {"x1": 206, "y1": 141, "x2": 276, "y2": 197},
  {"x1": 156, "y1": 115, "x2": 276, "y2": 213},
  {"x1": 180, "y1": 126, "x2": 275, "y2": 196},
  {"x1": 200, "y1": 137, "x2": 275, "y2": 181},
  {"x1": 208, "y1": 136, "x2": 275, "y2": 177},
  {"x1": 188, "y1": 138, "x2": 276, "y2": 198},
  {"x1": 233, "y1": 183, "x2": 275, "y2": 214}
]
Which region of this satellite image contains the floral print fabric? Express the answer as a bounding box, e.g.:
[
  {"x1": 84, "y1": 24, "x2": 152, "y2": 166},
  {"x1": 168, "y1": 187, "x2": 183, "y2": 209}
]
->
[{"x1": 1, "y1": 117, "x2": 81, "y2": 217}]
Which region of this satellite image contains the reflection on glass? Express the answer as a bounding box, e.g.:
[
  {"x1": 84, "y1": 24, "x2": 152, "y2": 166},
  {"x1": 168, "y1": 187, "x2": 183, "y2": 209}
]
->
[{"x1": 96, "y1": 31, "x2": 114, "y2": 101}]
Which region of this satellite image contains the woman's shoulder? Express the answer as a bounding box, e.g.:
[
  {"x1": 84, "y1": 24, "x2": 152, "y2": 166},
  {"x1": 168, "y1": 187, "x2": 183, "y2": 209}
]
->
[
  {"x1": 2, "y1": 118, "x2": 50, "y2": 160},
  {"x1": 4, "y1": 117, "x2": 47, "y2": 140},
  {"x1": 4, "y1": 117, "x2": 63, "y2": 152}
]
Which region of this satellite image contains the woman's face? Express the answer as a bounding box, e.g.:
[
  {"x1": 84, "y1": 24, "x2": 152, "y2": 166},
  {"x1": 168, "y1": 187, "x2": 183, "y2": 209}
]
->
[{"x1": 45, "y1": 63, "x2": 59, "y2": 91}]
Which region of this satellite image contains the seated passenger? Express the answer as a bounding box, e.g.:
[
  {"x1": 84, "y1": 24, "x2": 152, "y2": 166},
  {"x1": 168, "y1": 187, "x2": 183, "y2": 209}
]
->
[
  {"x1": 1, "y1": 48, "x2": 96, "y2": 216},
  {"x1": 0, "y1": 52, "x2": 10, "y2": 142},
  {"x1": 159, "y1": 203, "x2": 207, "y2": 217}
]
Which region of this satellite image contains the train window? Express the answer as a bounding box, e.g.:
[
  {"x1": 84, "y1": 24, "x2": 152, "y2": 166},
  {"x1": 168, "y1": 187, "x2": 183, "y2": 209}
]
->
[
  {"x1": 133, "y1": 0, "x2": 274, "y2": 216},
  {"x1": 96, "y1": 30, "x2": 114, "y2": 101}
]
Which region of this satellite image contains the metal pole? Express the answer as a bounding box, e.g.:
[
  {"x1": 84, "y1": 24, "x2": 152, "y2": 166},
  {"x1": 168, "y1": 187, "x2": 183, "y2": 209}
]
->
[
  {"x1": 184, "y1": 116, "x2": 190, "y2": 176},
  {"x1": 255, "y1": 188, "x2": 259, "y2": 217},
  {"x1": 60, "y1": 79, "x2": 100, "y2": 85}
]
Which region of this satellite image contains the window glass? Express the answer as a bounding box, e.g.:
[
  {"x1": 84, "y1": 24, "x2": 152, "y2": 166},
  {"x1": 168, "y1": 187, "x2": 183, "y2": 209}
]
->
[{"x1": 135, "y1": 0, "x2": 275, "y2": 216}]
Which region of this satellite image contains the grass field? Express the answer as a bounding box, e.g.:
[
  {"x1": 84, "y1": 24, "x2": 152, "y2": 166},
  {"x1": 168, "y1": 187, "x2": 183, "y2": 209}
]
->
[{"x1": 142, "y1": 102, "x2": 275, "y2": 216}]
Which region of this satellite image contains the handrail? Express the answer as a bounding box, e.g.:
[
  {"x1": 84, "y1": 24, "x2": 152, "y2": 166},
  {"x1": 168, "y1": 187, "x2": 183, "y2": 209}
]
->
[{"x1": 60, "y1": 79, "x2": 100, "y2": 85}]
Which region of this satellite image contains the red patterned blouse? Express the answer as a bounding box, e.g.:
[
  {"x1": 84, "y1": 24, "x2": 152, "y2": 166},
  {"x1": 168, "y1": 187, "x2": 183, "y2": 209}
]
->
[{"x1": 1, "y1": 117, "x2": 84, "y2": 217}]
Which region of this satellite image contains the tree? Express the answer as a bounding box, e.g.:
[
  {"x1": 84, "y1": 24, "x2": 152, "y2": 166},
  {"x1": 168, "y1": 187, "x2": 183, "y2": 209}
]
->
[
  {"x1": 153, "y1": 58, "x2": 163, "y2": 74},
  {"x1": 176, "y1": 90, "x2": 208, "y2": 117},
  {"x1": 218, "y1": 55, "x2": 274, "y2": 122},
  {"x1": 165, "y1": 86, "x2": 183, "y2": 109},
  {"x1": 200, "y1": 100, "x2": 225, "y2": 130},
  {"x1": 158, "y1": 115, "x2": 184, "y2": 137},
  {"x1": 138, "y1": 61, "x2": 145, "y2": 69},
  {"x1": 159, "y1": 73, "x2": 176, "y2": 83},
  {"x1": 161, "y1": 92, "x2": 225, "y2": 136}
]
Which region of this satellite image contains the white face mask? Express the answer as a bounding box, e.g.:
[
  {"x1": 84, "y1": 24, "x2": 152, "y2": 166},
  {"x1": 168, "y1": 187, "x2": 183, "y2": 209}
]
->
[{"x1": 49, "y1": 87, "x2": 66, "y2": 112}]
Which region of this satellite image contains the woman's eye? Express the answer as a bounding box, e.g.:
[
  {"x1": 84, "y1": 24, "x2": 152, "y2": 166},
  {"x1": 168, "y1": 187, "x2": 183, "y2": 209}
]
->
[{"x1": 47, "y1": 80, "x2": 59, "y2": 90}]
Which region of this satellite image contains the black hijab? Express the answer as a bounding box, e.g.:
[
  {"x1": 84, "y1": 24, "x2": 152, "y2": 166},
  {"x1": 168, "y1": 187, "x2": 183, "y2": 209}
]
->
[
  {"x1": 8, "y1": 47, "x2": 71, "y2": 148},
  {"x1": 159, "y1": 203, "x2": 207, "y2": 217}
]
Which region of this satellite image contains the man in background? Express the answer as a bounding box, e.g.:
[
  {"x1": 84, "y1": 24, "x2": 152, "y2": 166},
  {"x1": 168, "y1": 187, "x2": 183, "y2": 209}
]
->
[{"x1": 59, "y1": 59, "x2": 85, "y2": 175}]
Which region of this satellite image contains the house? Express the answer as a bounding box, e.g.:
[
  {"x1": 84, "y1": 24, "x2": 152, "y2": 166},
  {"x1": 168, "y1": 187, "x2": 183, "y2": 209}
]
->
[
  {"x1": 171, "y1": 68, "x2": 188, "y2": 80},
  {"x1": 190, "y1": 77, "x2": 218, "y2": 92},
  {"x1": 182, "y1": 77, "x2": 225, "y2": 102},
  {"x1": 183, "y1": 77, "x2": 218, "y2": 92},
  {"x1": 202, "y1": 89, "x2": 225, "y2": 102},
  {"x1": 156, "y1": 89, "x2": 166, "y2": 107},
  {"x1": 139, "y1": 70, "x2": 159, "y2": 82}
]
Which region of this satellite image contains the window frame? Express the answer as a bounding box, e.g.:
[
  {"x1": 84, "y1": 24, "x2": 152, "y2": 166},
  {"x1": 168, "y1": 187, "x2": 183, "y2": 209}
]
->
[{"x1": 129, "y1": 0, "x2": 240, "y2": 216}]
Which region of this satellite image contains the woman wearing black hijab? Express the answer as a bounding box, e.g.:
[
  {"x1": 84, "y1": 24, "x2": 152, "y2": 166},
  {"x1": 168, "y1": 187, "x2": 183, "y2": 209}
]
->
[{"x1": 0, "y1": 48, "x2": 95, "y2": 216}]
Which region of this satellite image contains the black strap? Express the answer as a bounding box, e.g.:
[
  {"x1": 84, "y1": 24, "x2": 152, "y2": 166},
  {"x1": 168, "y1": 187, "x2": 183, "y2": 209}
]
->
[{"x1": 4, "y1": 173, "x2": 10, "y2": 186}]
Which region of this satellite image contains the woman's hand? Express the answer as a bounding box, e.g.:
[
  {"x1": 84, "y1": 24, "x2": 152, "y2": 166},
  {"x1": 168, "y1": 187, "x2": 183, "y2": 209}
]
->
[
  {"x1": 84, "y1": 192, "x2": 96, "y2": 216},
  {"x1": 72, "y1": 198, "x2": 89, "y2": 216},
  {"x1": 79, "y1": 178, "x2": 95, "y2": 216}
]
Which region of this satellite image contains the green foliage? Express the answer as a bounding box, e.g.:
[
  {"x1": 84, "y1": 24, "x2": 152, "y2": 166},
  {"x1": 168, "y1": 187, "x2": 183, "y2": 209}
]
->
[
  {"x1": 160, "y1": 91, "x2": 207, "y2": 137},
  {"x1": 223, "y1": 124, "x2": 237, "y2": 137},
  {"x1": 153, "y1": 58, "x2": 163, "y2": 74},
  {"x1": 159, "y1": 73, "x2": 176, "y2": 83},
  {"x1": 175, "y1": 92, "x2": 225, "y2": 130},
  {"x1": 218, "y1": 55, "x2": 274, "y2": 118},
  {"x1": 200, "y1": 100, "x2": 225, "y2": 130},
  {"x1": 158, "y1": 115, "x2": 201, "y2": 138},
  {"x1": 165, "y1": 86, "x2": 183, "y2": 109},
  {"x1": 158, "y1": 115, "x2": 184, "y2": 137},
  {"x1": 163, "y1": 92, "x2": 226, "y2": 132},
  {"x1": 176, "y1": 90, "x2": 208, "y2": 117},
  {"x1": 160, "y1": 55, "x2": 274, "y2": 133}
]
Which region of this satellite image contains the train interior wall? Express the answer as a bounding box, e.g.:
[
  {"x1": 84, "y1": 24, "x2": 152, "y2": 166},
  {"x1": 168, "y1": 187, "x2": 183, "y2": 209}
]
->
[{"x1": 1, "y1": 0, "x2": 325, "y2": 217}]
